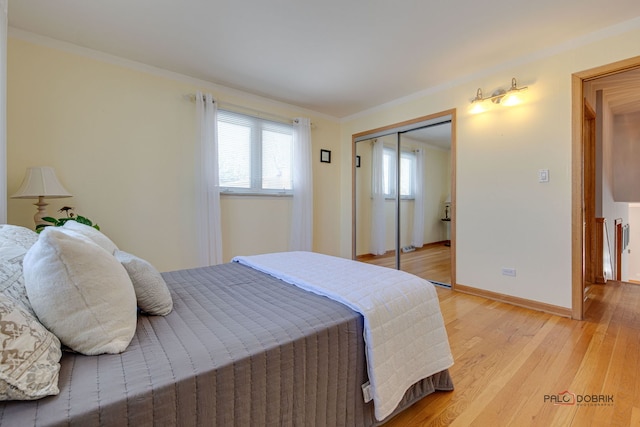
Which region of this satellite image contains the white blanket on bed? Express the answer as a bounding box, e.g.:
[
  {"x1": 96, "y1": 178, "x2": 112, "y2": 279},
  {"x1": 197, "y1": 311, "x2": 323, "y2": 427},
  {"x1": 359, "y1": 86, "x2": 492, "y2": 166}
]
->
[{"x1": 233, "y1": 251, "x2": 454, "y2": 421}]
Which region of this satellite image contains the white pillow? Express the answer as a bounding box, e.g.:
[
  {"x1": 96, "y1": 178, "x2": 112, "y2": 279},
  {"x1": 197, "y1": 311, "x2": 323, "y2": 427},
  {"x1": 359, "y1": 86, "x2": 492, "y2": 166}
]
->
[
  {"x1": 23, "y1": 227, "x2": 137, "y2": 355},
  {"x1": 0, "y1": 224, "x2": 39, "y2": 251},
  {"x1": 0, "y1": 224, "x2": 39, "y2": 316},
  {"x1": 0, "y1": 260, "x2": 36, "y2": 318},
  {"x1": 115, "y1": 250, "x2": 173, "y2": 316},
  {"x1": 61, "y1": 220, "x2": 118, "y2": 254},
  {"x1": 0, "y1": 293, "x2": 62, "y2": 400}
]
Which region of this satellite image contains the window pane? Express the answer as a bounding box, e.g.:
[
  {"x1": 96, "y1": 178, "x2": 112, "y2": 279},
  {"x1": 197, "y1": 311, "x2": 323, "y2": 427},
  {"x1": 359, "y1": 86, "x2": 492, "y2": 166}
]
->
[
  {"x1": 383, "y1": 148, "x2": 395, "y2": 196},
  {"x1": 400, "y1": 153, "x2": 414, "y2": 196},
  {"x1": 380, "y1": 148, "x2": 415, "y2": 197},
  {"x1": 218, "y1": 121, "x2": 251, "y2": 188},
  {"x1": 262, "y1": 129, "x2": 292, "y2": 190}
]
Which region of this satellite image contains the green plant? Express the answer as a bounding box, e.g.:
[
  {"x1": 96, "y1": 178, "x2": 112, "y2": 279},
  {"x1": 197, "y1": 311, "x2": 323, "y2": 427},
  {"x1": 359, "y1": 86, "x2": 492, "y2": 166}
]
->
[{"x1": 36, "y1": 206, "x2": 100, "y2": 233}]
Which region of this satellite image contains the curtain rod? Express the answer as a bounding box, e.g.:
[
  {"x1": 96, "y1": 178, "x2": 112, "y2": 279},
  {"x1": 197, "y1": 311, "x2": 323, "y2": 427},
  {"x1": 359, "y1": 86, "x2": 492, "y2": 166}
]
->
[{"x1": 187, "y1": 93, "x2": 310, "y2": 126}]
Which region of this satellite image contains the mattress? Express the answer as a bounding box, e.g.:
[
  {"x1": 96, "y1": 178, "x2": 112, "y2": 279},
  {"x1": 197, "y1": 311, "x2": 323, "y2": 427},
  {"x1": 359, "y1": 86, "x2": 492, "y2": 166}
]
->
[{"x1": 0, "y1": 262, "x2": 453, "y2": 426}]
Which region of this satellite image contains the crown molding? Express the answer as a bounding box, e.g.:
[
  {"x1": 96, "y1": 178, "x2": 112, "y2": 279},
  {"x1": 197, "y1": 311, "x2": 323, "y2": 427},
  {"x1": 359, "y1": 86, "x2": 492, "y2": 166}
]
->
[{"x1": 8, "y1": 27, "x2": 340, "y2": 122}]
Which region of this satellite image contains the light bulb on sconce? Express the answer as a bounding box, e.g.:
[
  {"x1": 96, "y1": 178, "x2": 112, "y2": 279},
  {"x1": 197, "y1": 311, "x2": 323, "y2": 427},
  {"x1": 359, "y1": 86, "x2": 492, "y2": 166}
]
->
[
  {"x1": 469, "y1": 77, "x2": 528, "y2": 113},
  {"x1": 501, "y1": 77, "x2": 527, "y2": 106},
  {"x1": 469, "y1": 88, "x2": 487, "y2": 114}
]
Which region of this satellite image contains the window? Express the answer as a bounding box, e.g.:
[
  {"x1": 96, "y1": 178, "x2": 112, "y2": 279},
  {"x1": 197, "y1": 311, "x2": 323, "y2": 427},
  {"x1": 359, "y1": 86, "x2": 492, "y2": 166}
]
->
[
  {"x1": 382, "y1": 147, "x2": 415, "y2": 198},
  {"x1": 218, "y1": 110, "x2": 293, "y2": 194}
]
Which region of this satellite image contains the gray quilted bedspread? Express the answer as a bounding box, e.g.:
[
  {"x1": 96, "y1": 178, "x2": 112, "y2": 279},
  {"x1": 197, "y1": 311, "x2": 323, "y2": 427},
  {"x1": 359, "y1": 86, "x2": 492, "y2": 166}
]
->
[{"x1": 0, "y1": 262, "x2": 452, "y2": 426}]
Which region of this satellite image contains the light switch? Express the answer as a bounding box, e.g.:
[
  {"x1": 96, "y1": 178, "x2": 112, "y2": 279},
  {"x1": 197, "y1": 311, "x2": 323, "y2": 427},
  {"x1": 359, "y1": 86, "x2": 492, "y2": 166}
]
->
[{"x1": 538, "y1": 169, "x2": 549, "y2": 183}]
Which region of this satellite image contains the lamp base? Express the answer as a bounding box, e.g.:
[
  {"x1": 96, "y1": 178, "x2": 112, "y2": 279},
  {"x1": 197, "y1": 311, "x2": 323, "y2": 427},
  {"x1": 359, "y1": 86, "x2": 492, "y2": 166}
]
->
[{"x1": 33, "y1": 196, "x2": 49, "y2": 227}]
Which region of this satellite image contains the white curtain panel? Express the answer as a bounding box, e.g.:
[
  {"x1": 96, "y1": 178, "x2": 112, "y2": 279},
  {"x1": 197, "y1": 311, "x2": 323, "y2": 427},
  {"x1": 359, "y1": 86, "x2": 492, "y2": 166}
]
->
[
  {"x1": 411, "y1": 148, "x2": 426, "y2": 248},
  {"x1": 196, "y1": 92, "x2": 223, "y2": 265},
  {"x1": 370, "y1": 139, "x2": 386, "y2": 255},
  {"x1": 0, "y1": 0, "x2": 7, "y2": 223},
  {"x1": 290, "y1": 118, "x2": 313, "y2": 251}
]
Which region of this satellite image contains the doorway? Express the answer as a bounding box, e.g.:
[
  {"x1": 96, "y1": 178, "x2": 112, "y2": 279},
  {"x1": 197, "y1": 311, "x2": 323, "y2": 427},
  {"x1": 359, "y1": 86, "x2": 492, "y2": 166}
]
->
[
  {"x1": 572, "y1": 55, "x2": 640, "y2": 319},
  {"x1": 352, "y1": 109, "x2": 456, "y2": 287}
]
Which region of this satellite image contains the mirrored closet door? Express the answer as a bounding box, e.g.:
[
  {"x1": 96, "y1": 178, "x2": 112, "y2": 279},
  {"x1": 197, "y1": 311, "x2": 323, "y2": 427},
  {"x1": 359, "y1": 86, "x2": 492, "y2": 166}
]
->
[
  {"x1": 353, "y1": 114, "x2": 453, "y2": 286},
  {"x1": 355, "y1": 135, "x2": 398, "y2": 270}
]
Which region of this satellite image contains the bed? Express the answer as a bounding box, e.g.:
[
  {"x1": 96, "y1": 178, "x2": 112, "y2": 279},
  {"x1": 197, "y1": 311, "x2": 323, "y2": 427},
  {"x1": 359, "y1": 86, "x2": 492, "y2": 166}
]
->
[{"x1": 0, "y1": 225, "x2": 453, "y2": 426}]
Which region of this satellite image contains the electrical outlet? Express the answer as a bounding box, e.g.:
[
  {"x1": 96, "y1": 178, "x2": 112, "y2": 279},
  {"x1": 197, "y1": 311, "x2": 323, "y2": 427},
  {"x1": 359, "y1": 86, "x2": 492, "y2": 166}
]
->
[{"x1": 502, "y1": 268, "x2": 516, "y2": 277}]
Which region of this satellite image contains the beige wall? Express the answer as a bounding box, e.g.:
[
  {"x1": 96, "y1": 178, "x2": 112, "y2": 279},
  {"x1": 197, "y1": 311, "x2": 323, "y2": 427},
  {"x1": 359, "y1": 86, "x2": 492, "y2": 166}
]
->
[
  {"x1": 7, "y1": 37, "x2": 342, "y2": 271},
  {"x1": 7, "y1": 22, "x2": 640, "y2": 310},
  {"x1": 613, "y1": 111, "x2": 640, "y2": 202},
  {"x1": 340, "y1": 25, "x2": 640, "y2": 309},
  {"x1": 611, "y1": 110, "x2": 640, "y2": 280}
]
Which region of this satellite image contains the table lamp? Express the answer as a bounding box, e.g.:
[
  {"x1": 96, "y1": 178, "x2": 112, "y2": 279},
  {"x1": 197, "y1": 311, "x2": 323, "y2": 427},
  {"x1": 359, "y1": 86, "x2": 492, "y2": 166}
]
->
[
  {"x1": 444, "y1": 194, "x2": 451, "y2": 220},
  {"x1": 11, "y1": 166, "x2": 72, "y2": 227}
]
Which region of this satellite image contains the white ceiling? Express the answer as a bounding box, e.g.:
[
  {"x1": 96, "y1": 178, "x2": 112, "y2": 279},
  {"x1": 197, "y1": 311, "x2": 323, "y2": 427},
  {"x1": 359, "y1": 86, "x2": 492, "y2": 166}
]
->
[
  {"x1": 405, "y1": 124, "x2": 452, "y2": 151},
  {"x1": 8, "y1": 1, "x2": 640, "y2": 118}
]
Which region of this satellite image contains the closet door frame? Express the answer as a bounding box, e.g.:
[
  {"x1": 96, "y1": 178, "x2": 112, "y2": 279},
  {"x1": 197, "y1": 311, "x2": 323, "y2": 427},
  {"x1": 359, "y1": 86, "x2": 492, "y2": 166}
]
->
[{"x1": 351, "y1": 109, "x2": 457, "y2": 288}]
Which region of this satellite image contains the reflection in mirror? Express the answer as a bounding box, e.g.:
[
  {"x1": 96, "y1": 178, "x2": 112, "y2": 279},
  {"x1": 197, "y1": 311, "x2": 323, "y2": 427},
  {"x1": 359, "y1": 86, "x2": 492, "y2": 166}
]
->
[
  {"x1": 398, "y1": 125, "x2": 451, "y2": 285},
  {"x1": 354, "y1": 122, "x2": 452, "y2": 286},
  {"x1": 355, "y1": 136, "x2": 397, "y2": 268}
]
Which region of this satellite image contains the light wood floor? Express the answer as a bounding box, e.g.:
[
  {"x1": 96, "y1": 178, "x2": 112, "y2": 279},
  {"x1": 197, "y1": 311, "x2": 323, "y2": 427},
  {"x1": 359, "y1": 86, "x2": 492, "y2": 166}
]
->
[
  {"x1": 357, "y1": 242, "x2": 451, "y2": 284},
  {"x1": 381, "y1": 280, "x2": 640, "y2": 427}
]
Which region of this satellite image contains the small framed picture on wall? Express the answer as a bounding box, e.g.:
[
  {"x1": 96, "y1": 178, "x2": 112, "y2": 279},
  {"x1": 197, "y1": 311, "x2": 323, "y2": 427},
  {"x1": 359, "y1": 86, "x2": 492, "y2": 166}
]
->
[{"x1": 320, "y1": 149, "x2": 331, "y2": 163}]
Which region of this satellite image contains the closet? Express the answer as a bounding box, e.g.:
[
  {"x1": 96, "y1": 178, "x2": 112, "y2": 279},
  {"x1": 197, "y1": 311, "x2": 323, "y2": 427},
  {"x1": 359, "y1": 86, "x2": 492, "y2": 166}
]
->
[{"x1": 353, "y1": 112, "x2": 454, "y2": 285}]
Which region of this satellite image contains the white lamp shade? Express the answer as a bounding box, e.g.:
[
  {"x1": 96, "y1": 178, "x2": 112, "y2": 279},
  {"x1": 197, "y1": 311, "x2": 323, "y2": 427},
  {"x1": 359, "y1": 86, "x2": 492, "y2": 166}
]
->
[{"x1": 11, "y1": 167, "x2": 72, "y2": 199}]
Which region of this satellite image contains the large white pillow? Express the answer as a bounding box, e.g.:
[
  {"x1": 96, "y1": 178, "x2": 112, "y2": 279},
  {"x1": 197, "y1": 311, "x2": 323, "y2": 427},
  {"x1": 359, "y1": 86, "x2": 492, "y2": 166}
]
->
[
  {"x1": 115, "y1": 250, "x2": 173, "y2": 316},
  {"x1": 23, "y1": 227, "x2": 137, "y2": 355},
  {"x1": 60, "y1": 220, "x2": 118, "y2": 254},
  {"x1": 0, "y1": 293, "x2": 62, "y2": 400}
]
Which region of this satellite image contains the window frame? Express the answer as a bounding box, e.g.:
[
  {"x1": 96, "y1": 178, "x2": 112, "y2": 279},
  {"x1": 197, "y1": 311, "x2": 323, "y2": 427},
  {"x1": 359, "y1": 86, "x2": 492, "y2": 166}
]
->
[{"x1": 217, "y1": 110, "x2": 294, "y2": 196}]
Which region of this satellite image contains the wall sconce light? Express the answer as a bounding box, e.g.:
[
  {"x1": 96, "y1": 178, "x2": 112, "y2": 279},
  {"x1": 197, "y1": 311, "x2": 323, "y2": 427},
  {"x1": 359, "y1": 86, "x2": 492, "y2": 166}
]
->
[{"x1": 469, "y1": 78, "x2": 528, "y2": 113}]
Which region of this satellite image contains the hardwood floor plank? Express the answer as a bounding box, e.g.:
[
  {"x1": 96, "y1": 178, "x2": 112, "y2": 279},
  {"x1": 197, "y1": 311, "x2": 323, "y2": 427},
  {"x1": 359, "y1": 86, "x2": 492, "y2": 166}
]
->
[
  {"x1": 556, "y1": 283, "x2": 620, "y2": 427},
  {"x1": 381, "y1": 280, "x2": 640, "y2": 427},
  {"x1": 498, "y1": 318, "x2": 583, "y2": 426},
  {"x1": 357, "y1": 242, "x2": 451, "y2": 284},
  {"x1": 631, "y1": 407, "x2": 640, "y2": 426},
  {"x1": 600, "y1": 306, "x2": 633, "y2": 426},
  {"x1": 448, "y1": 316, "x2": 559, "y2": 427}
]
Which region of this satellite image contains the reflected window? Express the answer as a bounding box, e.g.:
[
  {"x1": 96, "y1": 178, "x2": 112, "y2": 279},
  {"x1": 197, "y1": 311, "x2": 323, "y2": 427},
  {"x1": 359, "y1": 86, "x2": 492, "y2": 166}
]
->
[{"x1": 381, "y1": 147, "x2": 415, "y2": 198}]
